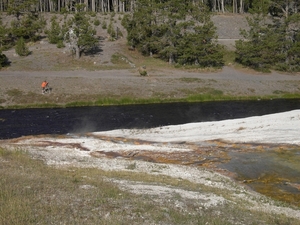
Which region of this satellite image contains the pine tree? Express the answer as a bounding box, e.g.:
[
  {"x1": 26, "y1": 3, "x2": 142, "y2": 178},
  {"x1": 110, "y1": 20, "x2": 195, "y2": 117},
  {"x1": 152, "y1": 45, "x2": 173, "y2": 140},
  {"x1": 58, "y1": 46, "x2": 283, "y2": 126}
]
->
[
  {"x1": 283, "y1": 13, "x2": 300, "y2": 71},
  {"x1": 177, "y1": 21, "x2": 224, "y2": 68},
  {"x1": 235, "y1": 12, "x2": 300, "y2": 72},
  {"x1": 15, "y1": 37, "x2": 30, "y2": 56},
  {"x1": 46, "y1": 16, "x2": 63, "y2": 44},
  {"x1": 0, "y1": 17, "x2": 11, "y2": 50},
  {"x1": 10, "y1": 11, "x2": 46, "y2": 42},
  {"x1": 64, "y1": 6, "x2": 98, "y2": 59},
  {"x1": 122, "y1": 0, "x2": 223, "y2": 68},
  {"x1": 235, "y1": 15, "x2": 281, "y2": 71}
]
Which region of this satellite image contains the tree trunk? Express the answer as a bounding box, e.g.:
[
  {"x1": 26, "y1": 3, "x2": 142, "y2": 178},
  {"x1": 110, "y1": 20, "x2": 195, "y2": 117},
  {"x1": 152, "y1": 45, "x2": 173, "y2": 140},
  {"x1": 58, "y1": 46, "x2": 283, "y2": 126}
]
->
[
  {"x1": 75, "y1": 45, "x2": 80, "y2": 59},
  {"x1": 169, "y1": 53, "x2": 174, "y2": 64},
  {"x1": 113, "y1": 0, "x2": 117, "y2": 12},
  {"x1": 131, "y1": 0, "x2": 134, "y2": 12},
  {"x1": 40, "y1": 0, "x2": 43, "y2": 12},
  {"x1": 233, "y1": 0, "x2": 236, "y2": 13},
  {"x1": 239, "y1": 0, "x2": 244, "y2": 13},
  {"x1": 212, "y1": 0, "x2": 216, "y2": 12},
  {"x1": 220, "y1": 0, "x2": 224, "y2": 13},
  {"x1": 58, "y1": 0, "x2": 60, "y2": 12},
  {"x1": 91, "y1": 0, "x2": 95, "y2": 11},
  {"x1": 84, "y1": 0, "x2": 88, "y2": 11}
]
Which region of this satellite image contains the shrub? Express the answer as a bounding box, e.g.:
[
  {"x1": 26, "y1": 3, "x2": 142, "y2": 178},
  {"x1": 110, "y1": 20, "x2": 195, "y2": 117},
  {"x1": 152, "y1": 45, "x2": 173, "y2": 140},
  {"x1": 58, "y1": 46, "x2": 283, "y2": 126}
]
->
[
  {"x1": 107, "y1": 21, "x2": 116, "y2": 40},
  {"x1": 46, "y1": 16, "x2": 62, "y2": 44},
  {"x1": 94, "y1": 19, "x2": 100, "y2": 26},
  {"x1": 0, "y1": 52, "x2": 9, "y2": 68},
  {"x1": 138, "y1": 66, "x2": 147, "y2": 76},
  {"x1": 89, "y1": 12, "x2": 97, "y2": 17},
  {"x1": 102, "y1": 21, "x2": 107, "y2": 29},
  {"x1": 15, "y1": 37, "x2": 30, "y2": 56},
  {"x1": 56, "y1": 40, "x2": 65, "y2": 48}
]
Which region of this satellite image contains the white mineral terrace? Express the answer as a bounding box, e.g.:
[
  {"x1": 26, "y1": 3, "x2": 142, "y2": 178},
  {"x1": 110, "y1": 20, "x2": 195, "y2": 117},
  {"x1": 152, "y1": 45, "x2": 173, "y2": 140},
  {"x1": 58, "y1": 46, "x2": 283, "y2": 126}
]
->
[{"x1": 95, "y1": 109, "x2": 300, "y2": 145}]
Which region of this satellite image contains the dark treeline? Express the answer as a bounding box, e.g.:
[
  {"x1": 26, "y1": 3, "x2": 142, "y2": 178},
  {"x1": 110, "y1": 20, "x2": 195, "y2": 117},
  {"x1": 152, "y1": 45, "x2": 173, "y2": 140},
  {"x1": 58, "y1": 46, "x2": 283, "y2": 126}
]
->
[
  {"x1": 0, "y1": 0, "x2": 300, "y2": 71},
  {"x1": 0, "y1": 0, "x2": 299, "y2": 15}
]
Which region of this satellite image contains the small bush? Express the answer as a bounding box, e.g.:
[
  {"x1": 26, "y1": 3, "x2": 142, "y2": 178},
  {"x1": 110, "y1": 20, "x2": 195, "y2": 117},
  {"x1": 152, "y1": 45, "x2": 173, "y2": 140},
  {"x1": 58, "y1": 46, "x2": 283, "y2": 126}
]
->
[
  {"x1": 107, "y1": 22, "x2": 116, "y2": 40},
  {"x1": 94, "y1": 19, "x2": 100, "y2": 26},
  {"x1": 0, "y1": 52, "x2": 9, "y2": 68},
  {"x1": 89, "y1": 12, "x2": 97, "y2": 17},
  {"x1": 15, "y1": 37, "x2": 30, "y2": 56},
  {"x1": 138, "y1": 66, "x2": 147, "y2": 76},
  {"x1": 56, "y1": 40, "x2": 65, "y2": 48},
  {"x1": 102, "y1": 21, "x2": 107, "y2": 29},
  {"x1": 140, "y1": 70, "x2": 147, "y2": 76},
  {"x1": 60, "y1": 7, "x2": 68, "y2": 14}
]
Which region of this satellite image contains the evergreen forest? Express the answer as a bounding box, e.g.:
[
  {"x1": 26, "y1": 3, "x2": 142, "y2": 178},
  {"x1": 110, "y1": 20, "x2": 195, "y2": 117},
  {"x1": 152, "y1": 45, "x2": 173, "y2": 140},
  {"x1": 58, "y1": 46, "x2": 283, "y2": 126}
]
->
[{"x1": 0, "y1": 0, "x2": 299, "y2": 71}]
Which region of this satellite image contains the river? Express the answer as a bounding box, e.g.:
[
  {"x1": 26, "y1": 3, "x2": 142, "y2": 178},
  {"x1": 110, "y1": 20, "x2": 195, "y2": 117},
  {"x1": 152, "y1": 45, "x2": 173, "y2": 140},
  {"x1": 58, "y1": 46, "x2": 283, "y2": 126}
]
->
[{"x1": 1, "y1": 99, "x2": 300, "y2": 139}]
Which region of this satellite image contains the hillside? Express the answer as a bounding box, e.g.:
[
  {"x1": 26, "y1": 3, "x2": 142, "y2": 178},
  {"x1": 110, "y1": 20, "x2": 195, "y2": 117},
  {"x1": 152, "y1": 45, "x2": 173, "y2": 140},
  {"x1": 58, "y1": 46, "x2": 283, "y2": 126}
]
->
[{"x1": 0, "y1": 13, "x2": 299, "y2": 108}]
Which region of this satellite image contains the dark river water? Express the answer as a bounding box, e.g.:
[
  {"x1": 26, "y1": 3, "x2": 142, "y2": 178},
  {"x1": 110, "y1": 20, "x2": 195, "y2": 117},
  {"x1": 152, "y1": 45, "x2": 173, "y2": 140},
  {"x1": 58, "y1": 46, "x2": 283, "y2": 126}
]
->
[{"x1": 0, "y1": 99, "x2": 300, "y2": 139}]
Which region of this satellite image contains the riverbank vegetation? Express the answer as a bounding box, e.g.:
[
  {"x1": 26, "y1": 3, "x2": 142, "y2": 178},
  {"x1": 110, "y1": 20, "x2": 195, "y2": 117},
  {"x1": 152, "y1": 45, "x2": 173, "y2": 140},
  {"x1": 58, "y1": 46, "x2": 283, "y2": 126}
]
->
[{"x1": 2, "y1": 88, "x2": 300, "y2": 109}]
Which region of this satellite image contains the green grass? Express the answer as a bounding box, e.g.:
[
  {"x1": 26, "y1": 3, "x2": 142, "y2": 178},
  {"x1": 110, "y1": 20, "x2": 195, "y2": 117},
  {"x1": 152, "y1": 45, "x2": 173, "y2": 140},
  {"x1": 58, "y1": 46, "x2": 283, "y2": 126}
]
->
[
  {"x1": 2, "y1": 92, "x2": 300, "y2": 109},
  {"x1": 222, "y1": 48, "x2": 236, "y2": 65},
  {"x1": 6, "y1": 89, "x2": 23, "y2": 97},
  {"x1": 178, "y1": 77, "x2": 206, "y2": 83},
  {"x1": 1, "y1": 147, "x2": 299, "y2": 225},
  {"x1": 281, "y1": 93, "x2": 300, "y2": 99},
  {"x1": 111, "y1": 52, "x2": 132, "y2": 67}
]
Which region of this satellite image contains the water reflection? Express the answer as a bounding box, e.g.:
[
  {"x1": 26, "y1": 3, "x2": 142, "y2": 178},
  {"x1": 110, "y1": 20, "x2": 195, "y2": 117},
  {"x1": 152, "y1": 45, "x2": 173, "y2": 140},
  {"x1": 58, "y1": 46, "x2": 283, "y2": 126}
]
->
[{"x1": 220, "y1": 148, "x2": 300, "y2": 207}]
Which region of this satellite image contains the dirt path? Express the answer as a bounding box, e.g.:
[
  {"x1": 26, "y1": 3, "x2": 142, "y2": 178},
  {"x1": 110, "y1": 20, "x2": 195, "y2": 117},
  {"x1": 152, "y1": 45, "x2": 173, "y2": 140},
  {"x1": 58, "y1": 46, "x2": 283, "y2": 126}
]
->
[{"x1": 1, "y1": 65, "x2": 300, "y2": 107}]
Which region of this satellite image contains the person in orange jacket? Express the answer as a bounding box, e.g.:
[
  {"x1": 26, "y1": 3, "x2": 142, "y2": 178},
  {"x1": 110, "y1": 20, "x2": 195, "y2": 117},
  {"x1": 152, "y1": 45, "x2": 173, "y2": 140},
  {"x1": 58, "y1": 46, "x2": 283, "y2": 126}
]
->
[{"x1": 41, "y1": 80, "x2": 48, "y2": 94}]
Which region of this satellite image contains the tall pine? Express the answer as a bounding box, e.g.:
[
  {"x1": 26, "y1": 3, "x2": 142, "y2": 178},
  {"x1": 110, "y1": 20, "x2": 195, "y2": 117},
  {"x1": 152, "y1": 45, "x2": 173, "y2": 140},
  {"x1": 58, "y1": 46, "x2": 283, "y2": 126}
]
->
[
  {"x1": 63, "y1": 5, "x2": 98, "y2": 59},
  {"x1": 235, "y1": 3, "x2": 300, "y2": 72},
  {"x1": 122, "y1": 0, "x2": 223, "y2": 68}
]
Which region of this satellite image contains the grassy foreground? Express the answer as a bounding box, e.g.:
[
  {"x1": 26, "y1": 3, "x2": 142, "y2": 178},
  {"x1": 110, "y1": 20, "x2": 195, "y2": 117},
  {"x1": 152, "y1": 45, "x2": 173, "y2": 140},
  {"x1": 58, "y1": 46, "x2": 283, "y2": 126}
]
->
[{"x1": 1, "y1": 147, "x2": 299, "y2": 225}]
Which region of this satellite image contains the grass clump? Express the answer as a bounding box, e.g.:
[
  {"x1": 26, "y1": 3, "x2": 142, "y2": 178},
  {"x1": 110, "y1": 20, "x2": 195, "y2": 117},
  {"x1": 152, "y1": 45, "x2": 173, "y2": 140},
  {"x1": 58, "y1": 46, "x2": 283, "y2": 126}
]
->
[
  {"x1": 6, "y1": 89, "x2": 23, "y2": 97},
  {"x1": 179, "y1": 77, "x2": 205, "y2": 83},
  {"x1": 111, "y1": 53, "x2": 131, "y2": 66}
]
